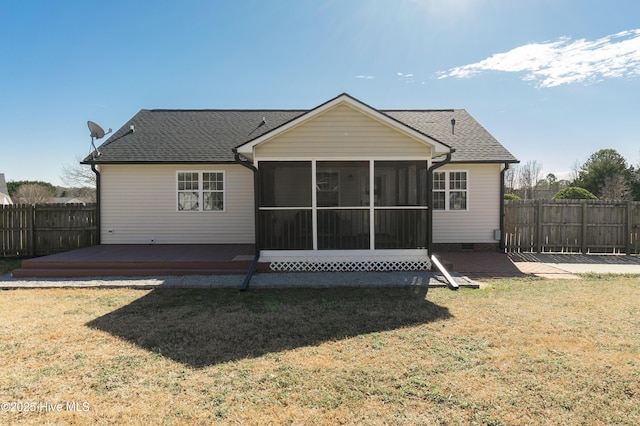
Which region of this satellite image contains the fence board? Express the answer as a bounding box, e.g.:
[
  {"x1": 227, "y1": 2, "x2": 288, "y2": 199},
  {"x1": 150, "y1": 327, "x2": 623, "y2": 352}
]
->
[
  {"x1": 1, "y1": 203, "x2": 97, "y2": 257},
  {"x1": 504, "y1": 200, "x2": 640, "y2": 255}
]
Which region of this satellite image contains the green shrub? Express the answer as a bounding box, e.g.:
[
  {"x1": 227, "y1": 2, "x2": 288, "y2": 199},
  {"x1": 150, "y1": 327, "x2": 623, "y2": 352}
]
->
[
  {"x1": 552, "y1": 187, "x2": 597, "y2": 200},
  {"x1": 504, "y1": 193, "x2": 522, "y2": 200}
]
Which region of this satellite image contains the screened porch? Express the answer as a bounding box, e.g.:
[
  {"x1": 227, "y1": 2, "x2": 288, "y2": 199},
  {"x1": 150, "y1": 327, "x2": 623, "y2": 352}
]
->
[{"x1": 258, "y1": 160, "x2": 429, "y2": 251}]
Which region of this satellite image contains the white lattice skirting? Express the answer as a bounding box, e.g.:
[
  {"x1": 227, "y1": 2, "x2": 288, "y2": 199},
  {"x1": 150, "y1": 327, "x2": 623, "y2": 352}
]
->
[{"x1": 269, "y1": 256, "x2": 432, "y2": 272}]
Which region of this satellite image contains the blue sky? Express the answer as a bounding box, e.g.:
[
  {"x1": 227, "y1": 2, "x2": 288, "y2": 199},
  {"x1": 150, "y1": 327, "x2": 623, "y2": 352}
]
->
[{"x1": 2, "y1": 0, "x2": 639, "y2": 186}]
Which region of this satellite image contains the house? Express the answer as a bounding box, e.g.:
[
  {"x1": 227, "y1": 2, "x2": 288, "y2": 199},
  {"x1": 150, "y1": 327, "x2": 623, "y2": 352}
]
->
[
  {"x1": 82, "y1": 93, "x2": 518, "y2": 271},
  {"x1": 0, "y1": 173, "x2": 13, "y2": 205},
  {"x1": 52, "y1": 197, "x2": 90, "y2": 205}
]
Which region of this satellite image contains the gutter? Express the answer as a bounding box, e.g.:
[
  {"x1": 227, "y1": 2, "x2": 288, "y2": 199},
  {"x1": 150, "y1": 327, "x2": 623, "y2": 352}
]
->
[
  {"x1": 232, "y1": 149, "x2": 260, "y2": 291},
  {"x1": 90, "y1": 164, "x2": 101, "y2": 245},
  {"x1": 499, "y1": 162, "x2": 510, "y2": 251},
  {"x1": 426, "y1": 151, "x2": 454, "y2": 256}
]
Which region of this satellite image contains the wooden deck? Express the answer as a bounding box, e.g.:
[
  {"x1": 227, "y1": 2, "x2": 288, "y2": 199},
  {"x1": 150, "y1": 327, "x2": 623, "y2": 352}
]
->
[{"x1": 11, "y1": 244, "x2": 267, "y2": 278}]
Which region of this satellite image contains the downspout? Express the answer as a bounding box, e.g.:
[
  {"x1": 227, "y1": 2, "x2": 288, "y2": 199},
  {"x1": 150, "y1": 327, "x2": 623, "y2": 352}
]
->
[
  {"x1": 426, "y1": 150, "x2": 454, "y2": 256},
  {"x1": 499, "y1": 162, "x2": 510, "y2": 251},
  {"x1": 233, "y1": 149, "x2": 260, "y2": 291},
  {"x1": 90, "y1": 164, "x2": 101, "y2": 245}
]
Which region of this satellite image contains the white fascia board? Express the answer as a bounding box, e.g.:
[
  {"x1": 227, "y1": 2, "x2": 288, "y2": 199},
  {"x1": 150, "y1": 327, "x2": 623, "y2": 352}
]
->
[{"x1": 235, "y1": 93, "x2": 451, "y2": 158}]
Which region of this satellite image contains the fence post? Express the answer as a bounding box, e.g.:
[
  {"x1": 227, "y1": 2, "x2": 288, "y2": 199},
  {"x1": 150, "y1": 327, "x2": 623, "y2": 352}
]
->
[
  {"x1": 627, "y1": 201, "x2": 632, "y2": 256},
  {"x1": 535, "y1": 199, "x2": 542, "y2": 253},
  {"x1": 581, "y1": 202, "x2": 588, "y2": 254},
  {"x1": 29, "y1": 204, "x2": 35, "y2": 256}
]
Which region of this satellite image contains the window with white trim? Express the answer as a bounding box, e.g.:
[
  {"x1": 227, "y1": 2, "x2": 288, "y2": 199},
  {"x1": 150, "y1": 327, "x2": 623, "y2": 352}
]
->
[
  {"x1": 316, "y1": 170, "x2": 340, "y2": 207},
  {"x1": 433, "y1": 171, "x2": 467, "y2": 210},
  {"x1": 177, "y1": 171, "x2": 225, "y2": 211}
]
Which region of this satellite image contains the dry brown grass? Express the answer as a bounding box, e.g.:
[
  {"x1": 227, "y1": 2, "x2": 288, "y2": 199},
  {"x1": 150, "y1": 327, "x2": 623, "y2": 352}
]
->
[{"x1": 1, "y1": 276, "x2": 639, "y2": 425}]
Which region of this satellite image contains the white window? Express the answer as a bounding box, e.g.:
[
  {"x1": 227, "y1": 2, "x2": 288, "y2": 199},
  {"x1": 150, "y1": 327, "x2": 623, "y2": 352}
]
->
[
  {"x1": 316, "y1": 171, "x2": 340, "y2": 207},
  {"x1": 433, "y1": 171, "x2": 467, "y2": 210},
  {"x1": 177, "y1": 171, "x2": 225, "y2": 211}
]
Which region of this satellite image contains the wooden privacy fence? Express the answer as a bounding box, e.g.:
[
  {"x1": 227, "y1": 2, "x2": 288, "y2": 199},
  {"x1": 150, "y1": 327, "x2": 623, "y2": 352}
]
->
[
  {"x1": 0, "y1": 203, "x2": 97, "y2": 257},
  {"x1": 504, "y1": 200, "x2": 640, "y2": 255}
]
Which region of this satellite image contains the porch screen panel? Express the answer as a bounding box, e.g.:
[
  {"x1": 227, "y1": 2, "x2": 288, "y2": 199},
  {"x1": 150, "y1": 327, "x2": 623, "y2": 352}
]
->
[
  {"x1": 258, "y1": 161, "x2": 312, "y2": 250},
  {"x1": 317, "y1": 209, "x2": 370, "y2": 250},
  {"x1": 316, "y1": 161, "x2": 370, "y2": 250},
  {"x1": 259, "y1": 209, "x2": 313, "y2": 250},
  {"x1": 373, "y1": 161, "x2": 428, "y2": 250},
  {"x1": 259, "y1": 161, "x2": 311, "y2": 207},
  {"x1": 374, "y1": 209, "x2": 427, "y2": 249},
  {"x1": 374, "y1": 161, "x2": 427, "y2": 207},
  {"x1": 316, "y1": 161, "x2": 369, "y2": 207}
]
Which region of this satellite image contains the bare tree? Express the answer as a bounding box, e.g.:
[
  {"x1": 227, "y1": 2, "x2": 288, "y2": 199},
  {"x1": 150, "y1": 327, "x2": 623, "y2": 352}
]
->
[
  {"x1": 14, "y1": 184, "x2": 54, "y2": 204},
  {"x1": 60, "y1": 156, "x2": 96, "y2": 188},
  {"x1": 569, "y1": 159, "x2": 581, "y2": 183},
  {"x1": 518, "y1": 160, "x2": 543, "y2": 199},
  {"x1": 600, "y1": 174, "x2": 631, "y2": 200},
  {"x1": 504, "y1": 164, "x2": 520, "y2": 192}
]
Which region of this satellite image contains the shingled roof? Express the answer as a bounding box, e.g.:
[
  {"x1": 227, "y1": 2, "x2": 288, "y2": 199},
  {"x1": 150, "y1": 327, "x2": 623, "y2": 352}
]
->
[{"x1": 83, "y1": 96, "x2": 517, "y2": 164}]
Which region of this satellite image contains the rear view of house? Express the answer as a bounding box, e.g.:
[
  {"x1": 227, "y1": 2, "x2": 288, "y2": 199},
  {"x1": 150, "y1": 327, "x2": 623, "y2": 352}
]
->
[{"x1": 83, "y1": 93, "x2": 517, "y2": 271}]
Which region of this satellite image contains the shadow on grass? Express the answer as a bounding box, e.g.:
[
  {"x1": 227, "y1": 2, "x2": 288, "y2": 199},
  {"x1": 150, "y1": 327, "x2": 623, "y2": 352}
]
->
[{"x1": 87, "y1": 287, "x2": 452, "y2": 368}]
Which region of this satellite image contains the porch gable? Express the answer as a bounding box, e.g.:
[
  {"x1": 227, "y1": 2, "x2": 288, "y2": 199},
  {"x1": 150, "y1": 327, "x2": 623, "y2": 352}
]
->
[{"x1": 236, "y1": 93, "x2": 451, "y2": 161}]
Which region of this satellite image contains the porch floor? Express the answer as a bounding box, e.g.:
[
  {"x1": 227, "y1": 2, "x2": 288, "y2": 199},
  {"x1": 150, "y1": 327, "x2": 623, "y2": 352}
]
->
[{"x1": 12, "y1": 244, "x2": 262, "y2": 278}]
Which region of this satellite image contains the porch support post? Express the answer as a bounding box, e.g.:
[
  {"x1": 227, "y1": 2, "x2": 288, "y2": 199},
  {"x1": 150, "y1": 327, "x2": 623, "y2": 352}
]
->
[
  {"x1": 311, "y1": 160, "x2": 318, "y2": 250},
  {"x1": 369, "y1": 160, "x2": 375, "y2": 250}
]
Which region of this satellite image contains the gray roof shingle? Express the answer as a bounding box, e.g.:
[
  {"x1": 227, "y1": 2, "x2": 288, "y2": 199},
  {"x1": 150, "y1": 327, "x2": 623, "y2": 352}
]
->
[
  {"x1": 84, "y1": 104, "x2": 517, "y2": 164},
  {"x1": 385, "y1": 110, "x2": 517, "y2": 163}
]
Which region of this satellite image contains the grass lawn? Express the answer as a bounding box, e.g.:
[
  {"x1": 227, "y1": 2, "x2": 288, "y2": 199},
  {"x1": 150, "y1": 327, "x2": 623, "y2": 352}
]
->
[{"x1": 0, "y1": 276, "x2": 638, "y2": 425}]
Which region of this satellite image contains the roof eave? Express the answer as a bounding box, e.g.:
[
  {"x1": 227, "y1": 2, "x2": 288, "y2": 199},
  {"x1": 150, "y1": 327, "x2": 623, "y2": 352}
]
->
[
  {"x1": 449, "y1": 159, "x2": 520, "y2": 164},
  {"x1": 81, "y1": 160, "x2": 239, "y2": 165}
]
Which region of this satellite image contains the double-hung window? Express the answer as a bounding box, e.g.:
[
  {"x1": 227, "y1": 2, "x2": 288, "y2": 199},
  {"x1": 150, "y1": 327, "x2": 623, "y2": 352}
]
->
[
  {"x1": 177, "y1": 171, "x2": 225, "y2": 211},
  {"x1": 433, "y1": 171, "x2": 467, "y2": 210}
]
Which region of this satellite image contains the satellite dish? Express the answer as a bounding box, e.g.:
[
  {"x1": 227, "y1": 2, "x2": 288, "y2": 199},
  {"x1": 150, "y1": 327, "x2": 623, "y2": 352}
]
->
[
  {"x1": 88, "y1": 121, "x2": 106, "y2": 139},
  {"x1": 87, "y1": 120, "x2": 112, "y2": 159}
]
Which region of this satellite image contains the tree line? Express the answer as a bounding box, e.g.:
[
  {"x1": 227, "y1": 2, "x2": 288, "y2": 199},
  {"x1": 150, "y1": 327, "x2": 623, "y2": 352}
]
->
[
  {"x1": 505, "y1": 148, "x2": 640, "y2": 201},
  {"x1": 6, "y1": 181, "x2": 95, "y2": 204},
  {"x1": 5, "y1": 156, "x2": 97, "y2": 204}
]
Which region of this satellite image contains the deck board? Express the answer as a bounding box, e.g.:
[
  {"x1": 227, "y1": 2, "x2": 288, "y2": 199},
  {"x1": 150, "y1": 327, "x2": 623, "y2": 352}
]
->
[
  {"x1": 24, "y1": 244, "x2": 255, "y2": 263},
  {"x1": 13, "y1": 244, "x2": 260, "y2": 278}
]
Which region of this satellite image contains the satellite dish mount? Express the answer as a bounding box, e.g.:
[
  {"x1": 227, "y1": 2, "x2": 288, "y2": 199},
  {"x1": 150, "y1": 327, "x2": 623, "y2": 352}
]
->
[{"x1": 87, "y1": 121, "x2": 112, "y2": 159}]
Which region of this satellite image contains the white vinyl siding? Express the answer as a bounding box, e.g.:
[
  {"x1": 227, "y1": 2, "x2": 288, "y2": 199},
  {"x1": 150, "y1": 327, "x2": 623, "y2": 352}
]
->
[
  {"x1": 255, "y1": 104, "x2": 432, "y2": 159},
  {"x1": 100, "y1": 164, "x2": 254, "y2": 244},
  {"x1": 433, "y1": 164, "x2": 501, "y2": 243}
]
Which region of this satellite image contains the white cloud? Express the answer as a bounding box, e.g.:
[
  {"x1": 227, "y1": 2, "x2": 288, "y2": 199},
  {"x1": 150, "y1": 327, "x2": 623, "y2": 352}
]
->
[
  {"x1": 397, "y1": 72, "x2": 415, "y2": 83},
  {"x1": 355, "y1": 75, "x2": 375, "y2": 80},
  {"x1": 437, "y1": 29, "x2": 640, "y2": 88}
]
